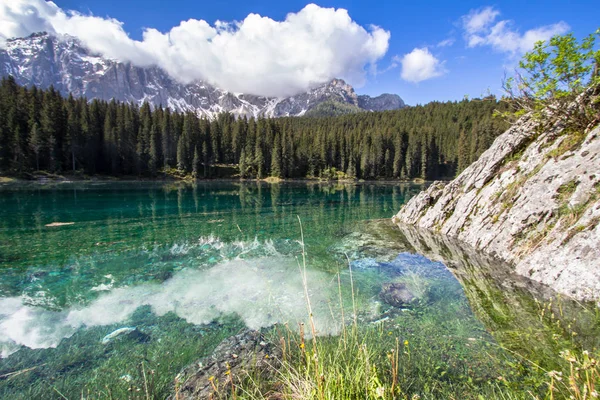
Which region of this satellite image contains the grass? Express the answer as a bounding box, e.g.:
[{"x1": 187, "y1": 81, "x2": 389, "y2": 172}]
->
[
  {"x1": 556, "y1": 181, "x2": 598, "y2": 226},
  {"x1": 232, "y1": 219, "x2": 600, "y2": 400},
  {"x1": 0, "y1": 309, "x2": 246, "y2": 400},
  {"x1": 233, "y1": 292, "x2": 600, "y2": 400},
  {"x1": 2, "y1": 218, "x2": 599, "y2": 399},
  {"x1": 556, "y1": 180, "x2": 579, "y2": 203},
  {"x1": 547, "y1": 129, "x2": 587, "y2": 160}
]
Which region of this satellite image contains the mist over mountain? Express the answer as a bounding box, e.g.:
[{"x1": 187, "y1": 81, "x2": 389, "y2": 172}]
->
[{"x1": 0, "y1": 32, "x2": 405, "y2": 118}]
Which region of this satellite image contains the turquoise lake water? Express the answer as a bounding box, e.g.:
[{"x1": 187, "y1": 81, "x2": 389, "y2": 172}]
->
[{"x1": 0, "y1": 181, "x2": 596, "y2": 399}]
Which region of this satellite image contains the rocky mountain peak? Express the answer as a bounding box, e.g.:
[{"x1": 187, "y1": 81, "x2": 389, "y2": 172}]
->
[{"x1": 0, "y1": 32, "x2": 406, "y2": 118}]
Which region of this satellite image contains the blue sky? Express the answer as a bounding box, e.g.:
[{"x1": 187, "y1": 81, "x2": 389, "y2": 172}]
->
[{"x1": 3, "y1": 0, "x2": 599, "y2": 104}]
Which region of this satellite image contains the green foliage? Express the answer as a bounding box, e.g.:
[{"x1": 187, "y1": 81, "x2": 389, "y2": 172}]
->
[
  {"x1": 500, "y1": 29, "x2": 600, "y2": 128},
  {"x1": 0, "y1": 78, "x2": 509, "y2": 180},
  {"x1": 547, "y1": 129, "x2": 587, "y2": 159}
]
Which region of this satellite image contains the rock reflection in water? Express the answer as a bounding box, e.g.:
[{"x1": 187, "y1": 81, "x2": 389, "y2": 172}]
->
[{"x1": 387, "y1": 220, "x2": 600, "y2": 365}]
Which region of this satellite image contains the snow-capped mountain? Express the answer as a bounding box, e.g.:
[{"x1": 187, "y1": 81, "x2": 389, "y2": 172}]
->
[{"x1": 0, "y1": 32, "x2": 405, "y2": 118}]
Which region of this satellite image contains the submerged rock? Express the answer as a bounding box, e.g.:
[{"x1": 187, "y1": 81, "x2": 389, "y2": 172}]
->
[
  {"x1": 394, "y1": 87, "x2": 600, "y2": 303},
  {"x1": 101, "y1": 327, "x2": 148, "y2": 345},
  {"x1": 45, "y1": 222, "x2": 75, "y2": 227},
  {"x1": 171, "y1": 329, "x2": 281, "y2": 400},
  {"x1": 380, "y1": 282, "x2": 418, "y2": 307}
]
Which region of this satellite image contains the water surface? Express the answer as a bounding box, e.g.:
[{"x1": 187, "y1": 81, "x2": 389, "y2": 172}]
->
[{"x1": 0, "y1": 181, "x2": 596, "y2": 399}]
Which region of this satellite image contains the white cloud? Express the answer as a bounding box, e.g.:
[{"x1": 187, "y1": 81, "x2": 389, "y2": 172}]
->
[
  {"x1": 463, "y1": 7, "x2": 500, "y2": 37},
  {"x1": 437, "y1": 38, "x2": 455, "y2": 47},
  {"x1": 461, "y1": 6, "x2": 569, "y2": 55},
  {"x1": 398, "y1": 47, "x2": 447, "y2": 83},
  {"x1": 0, "y1": 1, "x2": 390, "y2": 97}
]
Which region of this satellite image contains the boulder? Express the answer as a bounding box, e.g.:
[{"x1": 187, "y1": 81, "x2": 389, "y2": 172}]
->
[
  {"x1": 380, "y1": 282, "x2": 417, "y2": 307},
  {"x1": 171, "y1": 330, "x2": 281, "y2": 400}
]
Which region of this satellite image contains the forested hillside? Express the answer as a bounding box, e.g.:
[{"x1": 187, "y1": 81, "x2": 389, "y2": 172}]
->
[{"x1": 0, "y1": 76, "x2": 509, "y2": 180}]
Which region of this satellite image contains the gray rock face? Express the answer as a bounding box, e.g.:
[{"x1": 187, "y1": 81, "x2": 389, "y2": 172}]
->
[
  {"x1": 394, "y1": 92, "x2": 600, "y2": 303},
  {"x1": 358, "y1": 93, "x2": 406, "y2": 111},
  {"x1": 0, "y1": 32, "x2": 406, "y2": 118},
  {"x1": 171, "y1": 330, "x2": 281, "y2": 400}
]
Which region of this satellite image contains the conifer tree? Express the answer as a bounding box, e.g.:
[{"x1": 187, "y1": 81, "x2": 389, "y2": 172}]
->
[
  {"x1": 239, "y1": 148, "x2": 247, "y2": 178},
  {"x1": 177, "y1": 136, "x2": 186, "y2": 172},
  {"x1": 149, "y1": 123, "x2": 159, "y2": 176},
  {"x1": 271, "y1": 133, "x2": 282, "y2": 178},
  {"x1": 202, "y1": 141, "x2": 209, "y2": 178},
  {"x1": 192, "y1": 147, "x2": 200, "y2": 177},
  {"x1": 0, "y1": 78, "x2": 509, "y2": 179}
]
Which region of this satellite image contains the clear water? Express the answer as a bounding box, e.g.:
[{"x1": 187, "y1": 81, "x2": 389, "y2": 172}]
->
[{"x1": 0, "y1": 181, "x2": 596, "y2": 399}]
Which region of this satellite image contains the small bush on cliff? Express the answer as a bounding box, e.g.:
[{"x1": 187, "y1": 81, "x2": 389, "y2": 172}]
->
[{"x1": 498, "y1": 28, "x2": 600, "y2": 129}]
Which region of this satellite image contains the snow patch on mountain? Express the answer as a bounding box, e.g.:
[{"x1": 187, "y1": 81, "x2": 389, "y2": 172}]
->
[{"x1": 0, "y1": 32, "x2": 406, "y2": 118}]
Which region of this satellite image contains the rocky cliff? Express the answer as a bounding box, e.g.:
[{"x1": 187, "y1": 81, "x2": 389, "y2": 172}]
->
[
  {"x1": 394, "y1": 89, "x2": 600, "y2": 303},
  {"x1": 0, "y1": 32, "x2": 405, "y2": 118}
]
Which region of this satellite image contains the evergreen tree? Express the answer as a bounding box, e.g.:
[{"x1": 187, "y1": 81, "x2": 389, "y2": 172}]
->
[
  {"x1": 270, "y1": 133, "x2": 282, "y2": 178},
  {"x1": 421, "y1": 136, "x2": 429, "y2": 180},
  {"x1": 0, "y1": 78, "x2": 509, "y2": 179},
  {"x1": 239, "y1": 148, "x2": 247, "y2": 178},
  {"x1": 177, "y1": 136, "x2": 187, "y2": 172},
  {"x1": 161, "y1": 109, "x2": 172, "y2": 170},
  {"x1": 12, "y1": 126, "x2": 25, "y2": 173},
  {"x1": 149, "y1": 123, "x2": 159, "y2": 176},
  {"x1": 457, "y1": 128, "x2": 470, "y2": 174},
  {"x1": 346, "y1": 159, "x2": 356, "y2": 178},
  {"x1": 29, "y1": 122, "x2": 42, "y2": 171},
  {"x1": 255, "y1": 146, "x2": 264, "y2": 179},
  {"x1": 202, "y1": 141, "x2": 209, "y2": 178},
  {"x1": 192, "y1": 147, "x2": 200, "y2": 177}
]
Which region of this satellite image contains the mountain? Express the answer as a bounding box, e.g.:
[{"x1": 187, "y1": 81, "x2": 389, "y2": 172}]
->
[
  {"x1": 303, "y1": 100, "x2": 364, "y2": 117},
  {"x1": 0, "y1": 32, "x2": 405, "y2": 118}
]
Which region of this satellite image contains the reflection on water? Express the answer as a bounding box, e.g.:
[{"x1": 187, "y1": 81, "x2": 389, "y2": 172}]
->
[
  {"x1": 389, "y1": 221, "x2": 600, "y2": 367},
  {"x1": 0, "y1": 182, "x2": 596, "y2": 398}
]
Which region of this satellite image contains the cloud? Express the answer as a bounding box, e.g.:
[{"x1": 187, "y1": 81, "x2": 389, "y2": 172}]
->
[
  {"x1": 437, "y1": 38, "x2": 455, "y2": 47},
  {"x1": 0, "y1": 1, "x2": 390, "y2": 97},
  {"x1": 398, "y1": 47, "x2": 447, "y2": 83},
  {"x1": 462, "y1": 6, "x2": 500, "y2": 38},
  {"x1": 461, "y1": 6, "x2": 569, "y2": 55}
]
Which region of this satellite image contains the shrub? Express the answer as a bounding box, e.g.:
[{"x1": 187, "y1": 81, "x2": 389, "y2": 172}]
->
[{"x1": 498, "y1": 29, "x2": 600, "y2": 129}]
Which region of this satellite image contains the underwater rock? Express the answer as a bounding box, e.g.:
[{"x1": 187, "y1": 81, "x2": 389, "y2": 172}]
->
[
  {"x1": 101, "y1": 327, "x2": 148, "y2": 345},
  {"x1": 171, "y1": 329, "x2": 281, "y2": 400},
  {"x1": 45, "y1": 222, "x2": 75, "y2": 227},
  {"x1": 380, "y1": 282, "x2": 417, "y2": 307}
]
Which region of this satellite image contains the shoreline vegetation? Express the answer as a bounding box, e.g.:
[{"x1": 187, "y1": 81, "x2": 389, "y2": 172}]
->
[
  {"x1": 0, "y1": 169, "x2": 430, "y2": 185},
  {"x1": 170, "y1": 219, "x2": 600, "y2": 400}
]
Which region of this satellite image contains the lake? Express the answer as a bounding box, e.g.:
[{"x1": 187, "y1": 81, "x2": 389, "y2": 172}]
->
[{"x1": 0, "y1": 181, "x2": 597, "y2": 399}]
